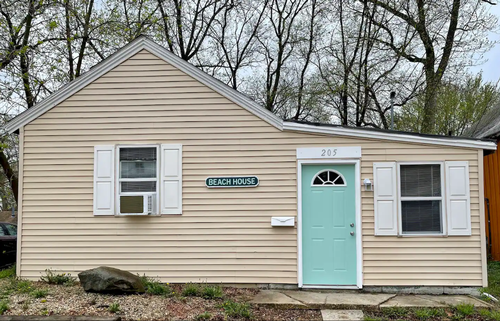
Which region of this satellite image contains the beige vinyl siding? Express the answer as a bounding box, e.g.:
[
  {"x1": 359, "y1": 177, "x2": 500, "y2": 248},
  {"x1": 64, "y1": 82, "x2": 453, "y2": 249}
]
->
[{"x1": 20, "y1": 50, "x2": 483, "y2": 286}]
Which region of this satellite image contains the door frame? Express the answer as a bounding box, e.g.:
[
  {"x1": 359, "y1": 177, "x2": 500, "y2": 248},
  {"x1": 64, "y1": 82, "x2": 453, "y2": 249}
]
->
[{"x1": 297, "y1": 159, "x2": 362, "y2": 289}]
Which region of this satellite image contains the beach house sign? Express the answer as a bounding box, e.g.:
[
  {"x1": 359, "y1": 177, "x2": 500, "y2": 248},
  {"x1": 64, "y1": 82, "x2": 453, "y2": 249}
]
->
[{"x1": 206, "y1": 176, "x2": 259, "y2": 188}]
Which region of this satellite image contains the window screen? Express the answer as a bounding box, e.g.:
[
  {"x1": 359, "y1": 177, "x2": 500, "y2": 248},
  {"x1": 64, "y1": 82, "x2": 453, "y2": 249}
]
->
[
  {"x1": 401, "y1": 200, "x2": 442, "y2": 233},
  {"x1": 400, "y1": 165, "x2": 441, "y2": 197},
  {"x1": 120, "y1": 147, "x2": 157, "y2": 179},
  {"x1": 400, "y1": 164, "x2": 442, "y2": 234}
]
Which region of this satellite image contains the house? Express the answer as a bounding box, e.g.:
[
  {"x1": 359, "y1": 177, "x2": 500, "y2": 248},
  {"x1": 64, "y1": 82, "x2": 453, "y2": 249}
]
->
[
  {"x1": 468, "y1": 110, "x2": 500, "y2": 261},
  {"x1": 4, "y1": 36, "x2": 497, "y2": 291}
]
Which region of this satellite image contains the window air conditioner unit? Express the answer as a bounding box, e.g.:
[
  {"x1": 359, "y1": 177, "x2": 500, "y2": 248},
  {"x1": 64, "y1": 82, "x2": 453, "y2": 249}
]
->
[{"x1": 117, "y1": 193, "x2": 157, "y2": 216}]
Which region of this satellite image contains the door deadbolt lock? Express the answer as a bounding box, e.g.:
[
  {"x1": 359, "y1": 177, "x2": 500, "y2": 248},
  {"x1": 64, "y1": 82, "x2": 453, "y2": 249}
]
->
[
  {"x1": 350, "y1": 231, "x2": 355, "y2": 236},
  {"x1": 350, "y1": 223, "x2": 354, "y2": 227}
]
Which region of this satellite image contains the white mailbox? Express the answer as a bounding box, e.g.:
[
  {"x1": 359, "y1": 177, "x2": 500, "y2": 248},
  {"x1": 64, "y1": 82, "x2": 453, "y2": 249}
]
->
[{"x1": 271, "y1": 217, "x2": 295, "y2": 227}]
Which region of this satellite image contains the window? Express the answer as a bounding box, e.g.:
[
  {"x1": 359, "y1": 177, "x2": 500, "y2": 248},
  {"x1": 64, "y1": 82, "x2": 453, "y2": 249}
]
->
[
  {"x1": 118, "y1": 146, "x2": 159, "y2": 215},
  {"x1": 399, "y1": 164, "x2": 444, "y2": 235},
  {"x1": 94, "y1": 144, "x2": 182, "y2": 216},
  {"x1": 374, "y1": 161, "x2": 471, "y2": 237},
  {"x1": 312, "y1": 170, "x2": 346, "y2": 186},
  {"x1": 4, "y1": 224, "x2": 16, "y2": 236}
]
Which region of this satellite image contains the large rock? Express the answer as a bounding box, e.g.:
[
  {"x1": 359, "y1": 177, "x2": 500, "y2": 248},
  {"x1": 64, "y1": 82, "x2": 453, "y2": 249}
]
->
[{"x1": 78, "y1": 266, "x2": 145, "y2": 293}]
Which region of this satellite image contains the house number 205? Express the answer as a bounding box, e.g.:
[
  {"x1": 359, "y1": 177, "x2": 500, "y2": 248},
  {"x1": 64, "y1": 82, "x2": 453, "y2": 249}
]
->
[{"x1": 321, "y1": 149, "x2": 337, "y2": 157}]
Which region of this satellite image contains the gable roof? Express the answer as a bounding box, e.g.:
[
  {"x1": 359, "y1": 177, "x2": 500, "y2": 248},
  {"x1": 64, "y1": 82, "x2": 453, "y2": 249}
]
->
[
  {"x1": 466, "y1": 105, "x2": 500, "y2": 139},
  {"x1": 4, "y1": 36, "x2": 496, "y2": 151}
]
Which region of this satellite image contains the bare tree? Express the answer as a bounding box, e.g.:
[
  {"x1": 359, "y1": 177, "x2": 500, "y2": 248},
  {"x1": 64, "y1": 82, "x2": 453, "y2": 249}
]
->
[
  {"x1": 293, "y1": 0, "x2": 320, "y2": 120},
  {"x1": 258, "y1": 0, "x2": 308, "y2": 113},
  {"x1": 157, "y1": 0, "x2": 232, "y2": 62},
  {"x1": 362, "y1": 0, "x2": 498, "y2": 132},
  {"x1": 0, "y1": 0, "x2": 49, "y2": 202},
  {"x1": 210, "y1": 0, "x2": 268, "y2": 89}
]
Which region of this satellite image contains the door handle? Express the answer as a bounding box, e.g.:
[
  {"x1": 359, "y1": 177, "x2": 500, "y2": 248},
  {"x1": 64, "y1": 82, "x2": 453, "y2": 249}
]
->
[
  {"x1": 350, "y1": 223, "x2": 355, "y2": 227},
  {"x1": 350, "y1": 231, "x2": 355, "y2": 236}
]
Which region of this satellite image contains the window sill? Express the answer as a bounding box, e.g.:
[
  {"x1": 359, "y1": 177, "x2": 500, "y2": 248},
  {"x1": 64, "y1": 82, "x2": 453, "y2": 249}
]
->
[
  {"x1": 398, "y1": 234, "x2": 446, "y2": 238},
  {"x1": 111, "y1": 213, "x2": 182, "y2": 217}
]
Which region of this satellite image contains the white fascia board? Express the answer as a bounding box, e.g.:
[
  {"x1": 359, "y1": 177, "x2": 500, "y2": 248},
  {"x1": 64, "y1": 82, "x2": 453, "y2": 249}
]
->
[
  {"x1": 284, "y1": 121, "x2": 497, "y2": 150},
  {"x1": 5, "y1": 37, "x2": 283, "y2": 134}
]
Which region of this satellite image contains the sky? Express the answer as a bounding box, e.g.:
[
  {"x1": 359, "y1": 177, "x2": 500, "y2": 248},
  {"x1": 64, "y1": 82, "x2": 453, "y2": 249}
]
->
[{"x1": 469, "y1": 4, "x2": 500, "y2": 83}]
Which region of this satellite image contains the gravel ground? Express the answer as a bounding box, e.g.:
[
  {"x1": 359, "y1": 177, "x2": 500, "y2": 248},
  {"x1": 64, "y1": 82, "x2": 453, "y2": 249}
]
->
[{"x1": 0, "y1": 280, "x2": 322, "y2": 321}]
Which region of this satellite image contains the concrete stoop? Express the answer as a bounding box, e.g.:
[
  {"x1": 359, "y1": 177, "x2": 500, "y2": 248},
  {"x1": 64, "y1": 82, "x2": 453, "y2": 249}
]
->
[
  {"x1": 321, "y1": 310, "x2": 364, "y2": 321},
  {"x1": 249, "y1": 290, "x2": 491, "y2": 310}
]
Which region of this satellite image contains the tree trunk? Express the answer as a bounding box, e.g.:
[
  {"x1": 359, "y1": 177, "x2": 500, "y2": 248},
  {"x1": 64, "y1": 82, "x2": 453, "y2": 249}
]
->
[{"x1": 421, "y1": 74, "x2": 439, "y2": 133}]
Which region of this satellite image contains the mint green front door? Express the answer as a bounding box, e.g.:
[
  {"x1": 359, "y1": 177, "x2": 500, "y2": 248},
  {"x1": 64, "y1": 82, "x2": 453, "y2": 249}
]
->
[{"x1": 302, "y1": 164, "x2": 357, "y2": 286}]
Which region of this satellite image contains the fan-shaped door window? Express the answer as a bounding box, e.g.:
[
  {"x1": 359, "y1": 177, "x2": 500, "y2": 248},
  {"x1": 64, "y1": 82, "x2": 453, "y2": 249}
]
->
[{"x1": 312, "y1": 170, "x2": 346, "y2": 186}]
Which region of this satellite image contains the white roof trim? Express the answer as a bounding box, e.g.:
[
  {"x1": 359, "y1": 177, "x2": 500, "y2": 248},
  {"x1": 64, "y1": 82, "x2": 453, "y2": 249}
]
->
[
  {"x1": 4, "y1": 36, "x2": 282, "y2": 134},
  {"x1": 4, "y1": 36, "x2": 496, "y2": 151},
  {"x1": 283, "y1": 122, "x2": 497, "y2": 150}
]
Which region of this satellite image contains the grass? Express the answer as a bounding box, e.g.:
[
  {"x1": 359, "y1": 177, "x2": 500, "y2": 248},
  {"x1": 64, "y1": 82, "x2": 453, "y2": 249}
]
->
[
  {"x1": 40, "y1": 269, "x2": 75, "y2": 286},
  {"x1": 182, "y1": 283, "x2": 200, "y2": 297},
  {"x1": 220, "y1": 300, "x2": 252, "y2": 319},
  {"x1": 368, "y1": 306, "x2": 493, "y2": 321},
  {"x1": 414, "y1": 308, "x2": 446, "y2": 320},
  {"x1": 380, "y1": 307, "x2": 408, "y2": 319},
  {"x1": 140, "y1": 276, "x2": 173, "y2": 296},
  {"x1": 482, "y1": 261, "x2": 500, "y2": 302},
  {"x1": 194, "y1": 312, "x2": 212, "y2": 321},
  {"x1": 31, "y1": 289, "x2": 49, "y2": 299},
  {"x1": 479, "y1": 308, "x2": 500, "y2": 321},
  {"x1": 201, "y1": 285, "x2": 223, "y2": 299},
  {"x1": 109, "y1": 302, "x2": 120, "y2": 313},
  {"x1": 455, "y1": 303, "x2": 475, "y2": 316},
  {"x1": 15, "y1": 280, "x2": 34, "y2": 294},
  {"x1": 0, "y1": 300, "x2": 8, "y2": 315},
  {"x1": 0, "y1": 266, "x2": 15, "y2": 279}
]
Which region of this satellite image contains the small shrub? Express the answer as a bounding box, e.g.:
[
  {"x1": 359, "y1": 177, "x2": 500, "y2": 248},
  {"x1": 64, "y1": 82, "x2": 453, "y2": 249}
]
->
[
  {"x1": 455, "y1": 303, "x2": 475, "y2": 316},
  {"x1": 221, "y1": 300, "x2": 252, "y2": 319},
  {"x1": 0, "y1": 301, "x2": 8, "y2": 315},
  {"x1": 109, "y1": 302, "x2": 120, "y2": 313},
  {"x1": 195, "y1": 312, "x2": 212, "y2": 321},
  {"x1": 0, "y1": 266, "x2": 15, "y2": 279},
  {"x1": 201, "y1": 285, "x2": 223, "y2": 299},
  {"x1": 140, "y1": 276, "x2": 172, "y2": 296},
  {"x1": 40, "y1": 269, "x2": 75, "y2": 285},
  {"x1": 31, "y1": 289, "x2": 49, "y2": 299},
  {"x1": 183, "y1": 283, "x2": 200, "y2": 297}
]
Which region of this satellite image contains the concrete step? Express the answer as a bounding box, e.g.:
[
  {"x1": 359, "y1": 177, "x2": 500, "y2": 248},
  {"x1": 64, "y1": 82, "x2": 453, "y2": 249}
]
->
[{"x1": 321, "y1": 310, "x2": 364, "y2": 321}]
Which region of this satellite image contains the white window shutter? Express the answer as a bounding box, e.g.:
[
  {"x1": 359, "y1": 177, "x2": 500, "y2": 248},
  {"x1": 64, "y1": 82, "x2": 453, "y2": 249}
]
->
[
  {"x1": 161, "y1": 144, "x2": 182, "y2": 214},
  {"x1": 446, "y1": 161, "x2": 471, "y2": 236},
  {"x1": 373, "y1": 162, "x2": 398, "y2": 236},
  {"x1": 94, "y1": 145, "x2": 115, "y2": 215}
]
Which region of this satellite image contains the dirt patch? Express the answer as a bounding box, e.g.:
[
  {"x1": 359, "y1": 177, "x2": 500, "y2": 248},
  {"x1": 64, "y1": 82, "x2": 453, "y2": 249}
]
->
[{"x1": 0, "y1": 280, "x2": 320, "y2": 321}]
